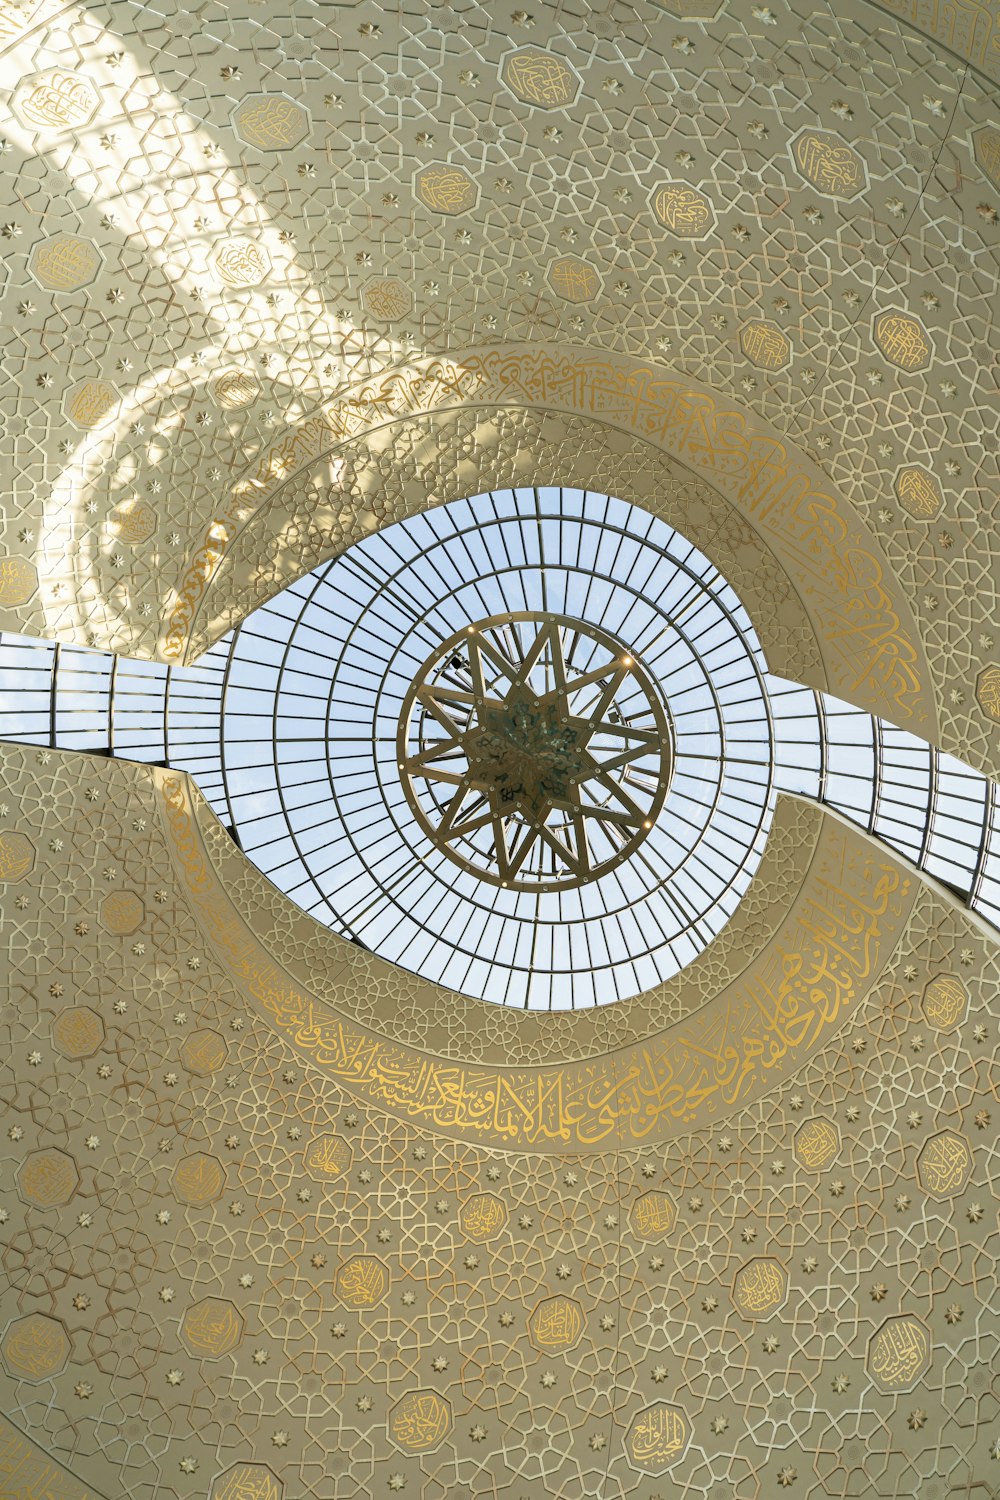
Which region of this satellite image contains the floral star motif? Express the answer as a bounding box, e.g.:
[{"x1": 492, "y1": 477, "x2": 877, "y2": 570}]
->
[{"x1": 399, "y1": 614, "x2": 669, "y2": 891}]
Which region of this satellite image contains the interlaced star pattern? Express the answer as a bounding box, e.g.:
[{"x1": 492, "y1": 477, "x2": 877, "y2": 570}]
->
[{"x1": 398, "y1": 613, "x2": 672, "y2": 891}]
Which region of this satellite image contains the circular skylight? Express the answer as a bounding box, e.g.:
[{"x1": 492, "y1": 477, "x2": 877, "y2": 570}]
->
[
  {"x1": 215, "y1": 486, "x2": 779, "y2": 1014},
  {"x1": 215, "y1": 487, "x2": 777, "y2": 1010}
]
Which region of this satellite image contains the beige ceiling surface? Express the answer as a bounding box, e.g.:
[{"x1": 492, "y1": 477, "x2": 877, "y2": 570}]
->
[
  {"x1": 0, "y1": 0, "x2": 998, "y2": 760},
  {"x1": 0, "y1": 741, "x2": 997, "y2": 1500},
  {"x1": 1, "y1": 0, "x2": 999, "y2": 1497},
  {"x1": 165, "y1": 362, "x2": 938, "y2": 738}
]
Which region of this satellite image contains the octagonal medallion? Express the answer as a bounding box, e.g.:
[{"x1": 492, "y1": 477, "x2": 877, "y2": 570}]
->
[
  {"x1": 794, "y1": 1118, "x2": 841, "y2": 1172},
  {"x1": 233, "y1": 94, "x2": 310, "y2": 150},
  {"x1": 180, "y1": 1298, "x2": 244, "y2": 1358},
  {"x1": 415, "y1": 164, "x2": 478, "y2": 215},
  {"x1": 172, "y1": 1152, "x2": 226, "y2": 1207},
  {"x1": 2, "y1": 1314, "x2": 70, "y2": 1381},
  {"x1": 921, "y1": 973, "x2": 969, "y2": 1031},
  {"x1": 64, "y1": 379, "x2": 119, "y2": 430},
  {"x1": 335, "y1": 1255, "x2": 389, "y2": 1308},
  {"x1": 650, "y1": 182, "x2": 714, "y2": 238},
  {"x1": 872, "y1": 310, "x2": 932, "y2": 372},
  {"x1": 624, "y1": 1401, "x2": 692, "y2": 1473},
  {"x1": 501, "y1": 48, "x2": 581, "y2": 108},
  {"x1": 975, "y1": 665, "x2": 1000, "y2": 725},
  {"x1": 460, "y1": 1192, "x2": 509, "y2": 1243},
  {"x1": 916, "y1": 1130, "x2": 972, "y2": 1198},
  {"x1": 18, "y1": 1147, "x2": 79, "y2": 1208},
  {"x1": 100, "y1": 890, "x2": 144, "y2": 936},
  {"x1": 629, "y1": 1190, "x2": 675, "y2": 1240},
  {"x1": 0, "y1": 829, "x2": 35, "y2": 881},
  {"x1": 303, "y1": 1135, "x2": 352, "y2": 1182},
  {"x1": 528, "y1": 1294, "x2": 583, "y2": 1352},
  {"x1": 0, "y1": 560, "x2": 38, "y2": 610},
  {"x1": 388, "y1": 1389, "x2": 453, "y2": 1453},
  {"x1": 210, "y1": 1463, "x2": 284, "y2": 1500},
  {"x1": 733, "y1": 1257, "x2": 788, "y2": 1318},
  {"x1": 29, "y1": 233, "x2": 102, "y2": 292},
  {"x1": 52, "y1": 1005, "x2": 105, "y2": 1059},
  {"x1": 180, "y1": 1028, "x2": 228, "y2": 1076},
  {"x1": 867, "y1": 1315, "x2": 931, "y2": 1393},
  {"x1": 894, "y1": 465, "x2": 943, "y2": 520}
]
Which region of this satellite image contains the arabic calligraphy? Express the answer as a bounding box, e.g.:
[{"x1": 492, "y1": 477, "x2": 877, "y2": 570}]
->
[
  {"x1": 51, "y1": 1006, "x2": 104, "y2": 1060},
  {"x1": 0, "y1": 1416, "x2": 99, "y2": 1500},
  {"x1": 171, "y1": 348, "x2": 929, "y2": 728},
  {"x1": 867, "y1": 1316, "x2": 931, "y2": 1392},
  {"x1": 15, "y1": 70, "x2": 99, "y2": 129},
  {"x1": 213, "y1": 237, "x2": 271, "y2": 289},
  {"x1": 171, "y1": 1152, "x2": 225, "y2": 1206},
  {"x1": 28, "y1": 233, "x2": 102, "y2": 293},
  {"x1": 528, "y1": 1296, "x2": 584, "y2": 1351},
  {"x1": 794, "y1": 1117, "x2": 840, "y2": 1171},
  {"x1": 894, "y1": 465, "x2": 943, "y2": 520},
  {"x1": 1, "y1": 1315, "x2": 70, "y2": 1381},
  {"x1": 0, "y1": 828, "x2": 35, "y2": 881},
  {"x1": 66, "y1": 379, "x2": 118, "y2": 430},
  {"x1": 624, "y1": 1402, "x2": 691, "y2": 1472},
  {"x1": 303, "y1": 1135, "x2": 351, "y2": 1180},
  {"x1": 548, "y1": 256, "x2": 600, "y2": 302},
  {"x1": 921, "y1": 973, "x2": 968, "y2": 1030},
  {"x1": 211, "y1": 1464, "x2": 284, "y2": 1500},
  {"x1": 733, "y1": 1258, "x2": 788, "y2": 1317},
  {"x1": 212, "y1": 369, "x2": 260, "y2": 410},
  {"x1": 100, "y1": 889, "x2": 144, "y2": 935},
  {"x1": 18, "y1": 1149, "x2": 78, "y2": 1209},
  {"x1": 502, "y1": 48, "x2": 578, "y2": 107},
  {"x1": 388, "y1": 1391, "x2": 452, "y2": 1453},
  {"x1": 361, "y1": 276, "x2": 412, "y2": 320},
  {"x1": 180, "y1": 1298, "x2": 244, "y2": 1358},
  {"x1": 158, "y1": 772, "x2": 910, "y2": 1148},
  {"x1": 872, "y1": 311, "x2": 932, "y2": 372},
  {"x1": 974, "y1": 125, "x2": 1000, "y2": 189},
  {"x1": 629, "y1": 1191, "x2": 675, "y2": 1239},
  {"x1": 414, "y1": 164, "x2": 478, "y2": 214},
  {"x1": 916, "y1": 1131, "x2": 972, "y2": 1197},
  {"x1": 740, "y1": 319, "x2": 791, "y2": 371},
  {"x1": 651, "y1": 183, "x2": 714, "y2": 236},
  {"x1": 460, "y1": 1193, "x2": 509, "y2": 1242},
  {"x1": 179, "y1": 1028, "x2": 227, "y2": 1076},
  {"x1": 233, "y1": 94, "x2": 309, "y2": 150},
  {"x1": 975, "y1": 664, "x2": 1000, "y2": 725},
  {"x1": 108, "y1": 498, "x2": 157, "y2": 544},
  {"x1": 335, "y1": 1256, "x2": 388, "y2": 1308},
  {"x1": 790, "y1": 129, "x2": 866, "y2": 195}
]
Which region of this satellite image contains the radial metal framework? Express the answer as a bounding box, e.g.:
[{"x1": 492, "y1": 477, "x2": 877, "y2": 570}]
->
[
  {"x1": 398, "y1": 612, "x2": 674, "y2": 893},
  {"x1": 3, "y1": 488, "x2": 997, "y2": 1007},
  {"x1": 0, "y1": 488, "x2": 779, "y2": 1009}
]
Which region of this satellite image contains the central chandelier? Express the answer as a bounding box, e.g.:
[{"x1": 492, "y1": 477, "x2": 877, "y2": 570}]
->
[{"x1": 398, "y1": 612, "x2": 673, "y2": 892}]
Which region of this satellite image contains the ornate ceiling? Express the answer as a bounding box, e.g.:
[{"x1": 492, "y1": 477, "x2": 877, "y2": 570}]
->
[{"x1": 0, "y1": 0, "x2": 999, "y2": 1497}]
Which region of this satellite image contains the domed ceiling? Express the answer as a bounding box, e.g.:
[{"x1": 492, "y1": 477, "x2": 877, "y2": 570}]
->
[{"x1": 0, "y1": 0, "x2": 998, "y2": 1497}]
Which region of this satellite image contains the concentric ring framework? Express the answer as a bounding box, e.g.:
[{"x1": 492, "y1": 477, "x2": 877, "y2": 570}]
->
[{"x1": 209, "y1": 486, "x2": 778, "y2": 1010}]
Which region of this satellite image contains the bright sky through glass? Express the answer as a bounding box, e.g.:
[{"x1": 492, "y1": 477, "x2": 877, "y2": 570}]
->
[
  {"x1": 1, "y1": 486, "x2": 997, "y2": 1006},
  {"x1": 206, "y1": 487, "x2": 776, "y2": 1009}
]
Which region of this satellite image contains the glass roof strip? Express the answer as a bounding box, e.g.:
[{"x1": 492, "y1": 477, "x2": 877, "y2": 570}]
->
[{"x1": 2, "y1": 484, "x2": 998, "y2": 1008}]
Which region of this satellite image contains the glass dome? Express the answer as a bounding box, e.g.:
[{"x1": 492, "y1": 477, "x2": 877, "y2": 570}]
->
[
  {"x1": 3, "y1": 487, "x2": 999, "y2": 1006},
  {"x1": 211, "y1": 486, "x2": 776, "y2": 1008}
]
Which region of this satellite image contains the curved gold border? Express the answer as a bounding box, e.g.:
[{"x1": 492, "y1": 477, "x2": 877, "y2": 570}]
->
[
  {"x1": 159, "y1": 769, "x2": 915, "y2": 1151},
  {"x1": 0, "y1": 1415, "x2": 106, "y2": 1500},
  {"x1": 171, "y1": 348, "x2": 934, "y2": 738}
]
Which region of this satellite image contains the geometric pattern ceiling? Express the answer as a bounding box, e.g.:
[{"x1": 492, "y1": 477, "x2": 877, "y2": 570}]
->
[{"x1": 0, "y1": 0, "x2": 998, "y2": 1497}]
